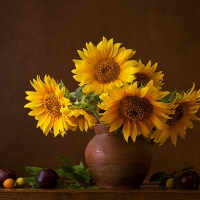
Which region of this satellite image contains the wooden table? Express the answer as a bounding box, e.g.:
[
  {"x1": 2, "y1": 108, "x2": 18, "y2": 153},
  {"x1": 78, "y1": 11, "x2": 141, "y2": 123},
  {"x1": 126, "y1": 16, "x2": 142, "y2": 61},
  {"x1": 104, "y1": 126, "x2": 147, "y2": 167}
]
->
[{"x1": 0, "y1": 183, "x2": 199, "y2": 200}]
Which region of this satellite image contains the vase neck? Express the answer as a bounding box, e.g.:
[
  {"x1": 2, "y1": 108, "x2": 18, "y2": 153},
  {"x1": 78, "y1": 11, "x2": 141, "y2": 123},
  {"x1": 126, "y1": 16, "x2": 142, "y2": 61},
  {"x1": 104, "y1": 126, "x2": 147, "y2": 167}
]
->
[{"x1": 94, "y1": 124, "x2": 111, "y2": 135}]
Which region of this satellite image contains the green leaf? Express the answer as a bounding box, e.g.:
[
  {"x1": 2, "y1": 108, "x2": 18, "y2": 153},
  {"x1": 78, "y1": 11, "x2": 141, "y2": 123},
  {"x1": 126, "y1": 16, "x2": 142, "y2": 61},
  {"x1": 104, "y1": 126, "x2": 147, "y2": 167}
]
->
[
  {"x1": 53, "y1": 168, "x2": 65, "y2": 176},
  {"x1": 68, "y1": 183, "x2": 83, "y2": 189},
  {"x1": 75, "y1": 86, "x2": 84, "y2": 99},
  {"x1": 73, "y1": 173, "x2": 85, "y2": 183},
  {"x1": 173, "y1": 176, "x2": 180, "y2": 188},
  {"x1": 60, "y1": 165, "x2": 75, "y2": 174},
  {"x1": 59, "y1": 79, "x2": 65, "y2": 89},
  {"x1": 159, "y1": 177, "x2": 169, "y2": 188},
  {"x1": 25, "y1": 166, "x2": 43, "y2": 176},
  {"x1": 85, "y1": 185, "x2": 99, "y2": 189},
  {"x1": 73, "y1": 162, "x2": 85, "y2": 171},
  {"x1": 60, "y1": 173, "x2": 76, "y2": 180},
  {"x1": 150, "y1": 171, "x2": 168, "y2": 183},
  {"x1": 172, "y1": 170, "x2": 180, "y2": 176},
  {"x1": 57, "y1": 180, "x2": 67, "y2": 188},
  {"x1": 23, "y1": 177, "x2": 37, "y2": 188},
  {"x1": 23, "y1": 177, "x2": 36, "y2": 182},
  {"x1": 181, "y1": 166, "x2": 194, "y2": 173},
  {"x1": 56, "y1": 156, "x2": 73, "y2": 167},
  {"x1": 81, "y1": 173, "x2": 91, "y2": 183}
]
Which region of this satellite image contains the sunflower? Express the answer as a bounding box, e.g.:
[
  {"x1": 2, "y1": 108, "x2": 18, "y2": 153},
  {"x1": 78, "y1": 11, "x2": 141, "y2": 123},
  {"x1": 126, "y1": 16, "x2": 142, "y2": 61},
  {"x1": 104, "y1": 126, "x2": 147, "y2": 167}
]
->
[
  {"x1": 133, "y1": 60, "x2": 164, "y2": 89},
  {"x1": 151, "y1": 84, "x2": 200, "y2": 146},
  {"x1": 72, "y1": 36, "x2": 138, "y2": 95},
  {"x1": 24, "y1": 75, "x2": 76, "y2": 137},
  {"x1": 98, "y1": 81, "x2": 171, "y2": 142},
  {"x1": 61, "y1": 107, "x2": 97, "y2": 132}
]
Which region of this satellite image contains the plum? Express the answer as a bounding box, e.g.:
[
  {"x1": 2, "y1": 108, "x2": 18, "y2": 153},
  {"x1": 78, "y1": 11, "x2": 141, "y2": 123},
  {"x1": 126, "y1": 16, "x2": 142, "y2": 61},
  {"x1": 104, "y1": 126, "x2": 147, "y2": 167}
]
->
[
  {"x1": 5, "y1": 169, "x2": 16, "y2": 180},
  {"x1": 0, "y1": 168, "x2": 17, "y2": 187},
  {"x1": 36, "y1": 168, "x2": 58, "y2": 189},
  {"x1": 179, "y1": 170, "x2": 200, "y2": 189}
]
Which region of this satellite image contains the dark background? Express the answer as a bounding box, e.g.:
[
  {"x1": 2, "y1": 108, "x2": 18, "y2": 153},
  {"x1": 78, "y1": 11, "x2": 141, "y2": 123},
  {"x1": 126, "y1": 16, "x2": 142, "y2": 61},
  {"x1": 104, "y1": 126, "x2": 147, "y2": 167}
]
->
[{"x1": 0, "y1": 0, "x2": 200, "y2": 180}]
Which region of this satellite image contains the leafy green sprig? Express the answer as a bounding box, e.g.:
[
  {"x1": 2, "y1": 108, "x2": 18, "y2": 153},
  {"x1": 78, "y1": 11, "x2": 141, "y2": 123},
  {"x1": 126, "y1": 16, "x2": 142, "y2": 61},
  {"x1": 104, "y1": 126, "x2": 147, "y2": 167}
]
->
[
  {"x1": 60, "y1": 81, "x2": 101, "y2": 122},
  {"x1": 149, "y1": 166, "x2": 194, "y2": 188},
  {"x1": 24, "y1": 156, "x2": 98, "y2": 189}
]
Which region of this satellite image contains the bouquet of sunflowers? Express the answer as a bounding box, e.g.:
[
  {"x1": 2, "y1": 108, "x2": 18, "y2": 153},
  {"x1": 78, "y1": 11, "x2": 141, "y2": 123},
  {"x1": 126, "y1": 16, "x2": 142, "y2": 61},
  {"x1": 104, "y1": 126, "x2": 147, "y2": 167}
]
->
[{"x1": 24, "y1": 37, "x2": 200, "y2": 146}]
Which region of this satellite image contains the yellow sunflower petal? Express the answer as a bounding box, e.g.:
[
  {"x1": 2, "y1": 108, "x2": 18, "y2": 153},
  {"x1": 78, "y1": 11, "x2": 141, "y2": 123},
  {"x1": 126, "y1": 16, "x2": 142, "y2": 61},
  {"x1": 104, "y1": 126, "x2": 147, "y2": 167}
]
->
[{"x1": 122, "y1": 119, "x2": 131, "y2": 142}]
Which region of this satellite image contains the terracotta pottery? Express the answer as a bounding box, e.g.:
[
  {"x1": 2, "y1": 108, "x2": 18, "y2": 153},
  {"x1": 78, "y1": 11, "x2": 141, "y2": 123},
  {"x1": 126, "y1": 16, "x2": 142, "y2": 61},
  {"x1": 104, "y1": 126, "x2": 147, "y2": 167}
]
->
[{"x1": 85, "y1": 124, "x2": 153, "y2": 189}]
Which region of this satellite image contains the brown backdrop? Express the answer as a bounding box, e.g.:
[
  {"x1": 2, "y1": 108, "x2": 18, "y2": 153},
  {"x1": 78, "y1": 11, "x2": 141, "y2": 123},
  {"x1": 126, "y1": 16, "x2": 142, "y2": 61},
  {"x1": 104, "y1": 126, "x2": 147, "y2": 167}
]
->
[{"x1": 0, "y1": 0, "x2": 200, "y2": 181}]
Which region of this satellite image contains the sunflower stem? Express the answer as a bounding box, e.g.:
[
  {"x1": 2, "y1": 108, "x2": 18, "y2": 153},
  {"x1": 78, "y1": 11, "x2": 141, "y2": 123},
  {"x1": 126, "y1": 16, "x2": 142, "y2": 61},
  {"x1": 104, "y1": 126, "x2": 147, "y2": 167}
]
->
[{"x1": 92, "y1": 111, "x2": 101, "y2": 123}]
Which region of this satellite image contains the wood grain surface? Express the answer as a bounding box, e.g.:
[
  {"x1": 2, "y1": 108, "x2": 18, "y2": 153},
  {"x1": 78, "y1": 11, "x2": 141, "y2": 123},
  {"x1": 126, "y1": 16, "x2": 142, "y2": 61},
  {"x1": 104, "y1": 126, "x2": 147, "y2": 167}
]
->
[
  {"x1": 0, "y1": 183, "x2": 199, "y2": 200},
  {"x1": 0, "y1": 187, "x2": 200, "y2": 200}
]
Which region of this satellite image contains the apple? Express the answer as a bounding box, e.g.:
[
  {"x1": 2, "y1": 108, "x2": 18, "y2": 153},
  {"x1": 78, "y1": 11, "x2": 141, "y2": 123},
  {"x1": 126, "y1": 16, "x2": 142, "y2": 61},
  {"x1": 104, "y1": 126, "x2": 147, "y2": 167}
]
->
[{"x1": 36, "y1": 168, "x2": 58, "y2": 189}]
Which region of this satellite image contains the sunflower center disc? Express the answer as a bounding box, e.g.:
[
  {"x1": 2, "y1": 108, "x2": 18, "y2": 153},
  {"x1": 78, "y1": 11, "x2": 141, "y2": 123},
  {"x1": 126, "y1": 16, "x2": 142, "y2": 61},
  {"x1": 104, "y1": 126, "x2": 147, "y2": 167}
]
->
[
  {"x1": 167, "y1": 104, "x2": 184, "y2": 126},
  {"x1": 119, "y1": 96, "x2": 153, "y2": 120},
  {"x1": 134, "y1": 73, "x2": 149, "y2": 86},
  {"x1": 44, "y1": 93, "x2": 61, "y2": 117},
  {"x1": 93, "y1": 58, "x2": 120, "y2": 83}
]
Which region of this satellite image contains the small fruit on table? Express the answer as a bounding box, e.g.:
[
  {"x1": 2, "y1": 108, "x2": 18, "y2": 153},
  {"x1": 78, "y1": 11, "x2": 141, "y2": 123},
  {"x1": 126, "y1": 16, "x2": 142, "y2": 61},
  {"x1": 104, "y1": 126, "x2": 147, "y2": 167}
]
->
[
  {"x1": 179, "y1": 170, "x2": 200, "y2": 189},
  {"x1": 36, "y1": 168, "x2": 58, "y2": 189},
  {"x1": 15, "y1": 177, "x2": 25, "y2": 187},
  {"x1": 166, "y1": 178, "x2": 175, "y2": 189},
  {"x1": 3, "y1": 178, "x2": 15, "y2": 189}
]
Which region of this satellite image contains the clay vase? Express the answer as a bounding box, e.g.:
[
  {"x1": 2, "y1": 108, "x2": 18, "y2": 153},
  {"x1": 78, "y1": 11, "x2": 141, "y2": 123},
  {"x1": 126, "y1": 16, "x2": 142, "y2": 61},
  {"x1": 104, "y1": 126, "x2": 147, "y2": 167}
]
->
[{"x1": 85, "y1": 124, "x2": 153, "y2": 189}]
